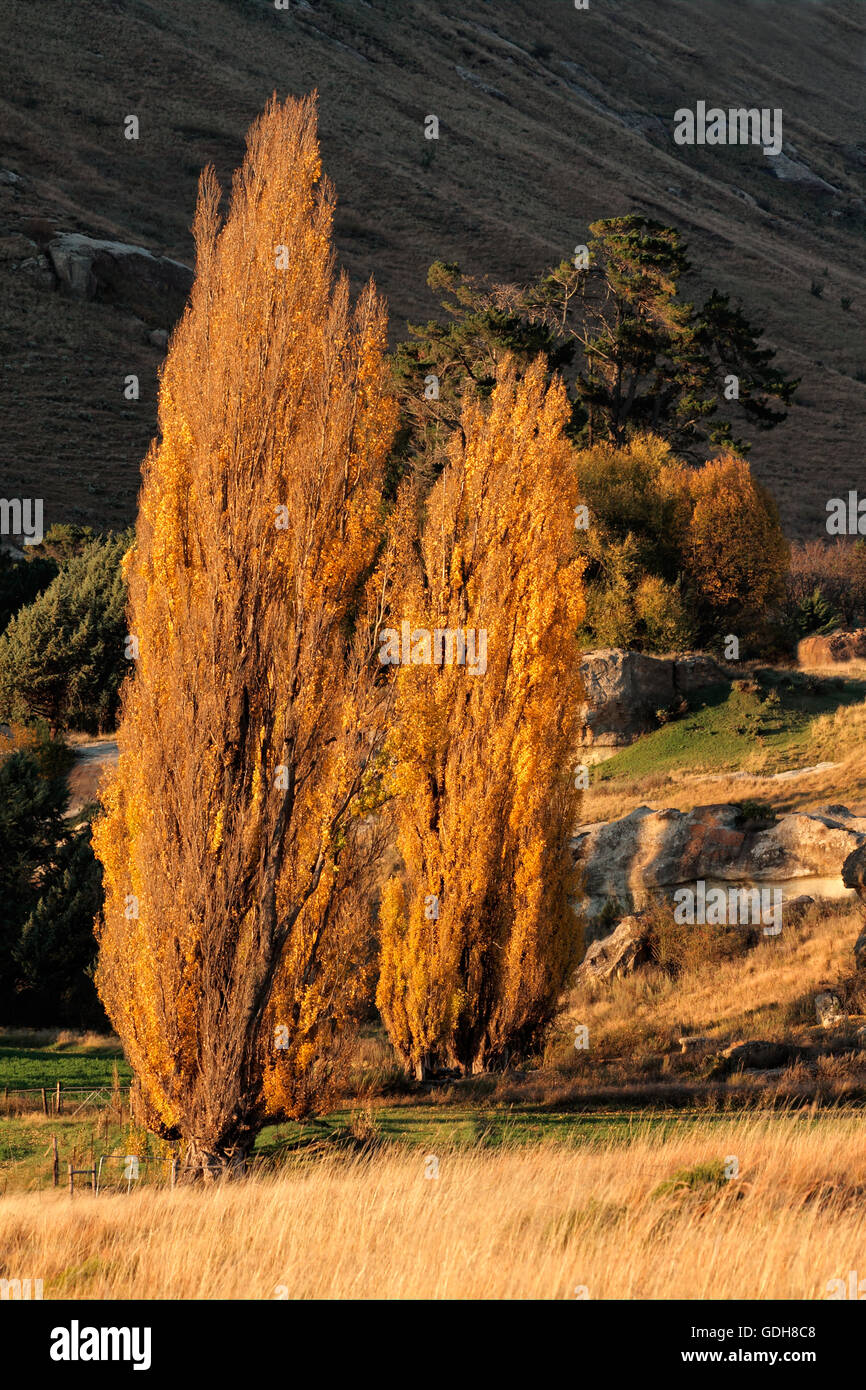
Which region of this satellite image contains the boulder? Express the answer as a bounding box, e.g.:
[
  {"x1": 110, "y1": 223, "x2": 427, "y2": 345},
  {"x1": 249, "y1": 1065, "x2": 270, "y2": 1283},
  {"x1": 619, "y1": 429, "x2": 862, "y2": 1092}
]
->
[
  {"x1": 574, "y1": 803, "x2": 866, "y2": 925},
  {"x1": 798, "y1": 629, "x2": 866, "y2": 667},
  {"x1": 578, "y1": 648, "x2": 729, "y2": 756},
  {"x1": 722, "y1": 1040, "x2": 797, "y2": 1072},
  {"x1": 47, "y1": 233, "x2": 193, "y2": 324},
  {"x1": 842, "y1": 841, "x2": 866, "y2": 903},
  {"x1": 575, "y1": 914, "x2": 653, "y2": 985},
  {"x1": 815, "y1": 992, "x2": 846, "y2": 1028},
  {"x1": 783, "y1": 894, "x2": 815, "y2": 924},
  {"x1": 842, "y1": 841, "x2": 866, "y2": 971}
]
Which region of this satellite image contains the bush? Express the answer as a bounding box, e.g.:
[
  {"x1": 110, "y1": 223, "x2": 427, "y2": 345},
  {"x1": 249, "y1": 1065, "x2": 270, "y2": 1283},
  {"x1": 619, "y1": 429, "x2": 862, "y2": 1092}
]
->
[
  {"x1": 634, "y1": 574, "x2": 695, "y2": 651},
  {"x1": 0, "y1": 746, "x2": 68, "y2": 1016},
  {"x1": 0, "y1": 737, "x2": 105, "y2": 1027},
  {"x1": 0, "y1": 548, "x2": 58, "y2": 633},
  {"x1": 15, "y1": 819, "x2": 107, "y2": 1029},
  {"x1": 0, "y1": 532, "x2": 131, "y2": 734},
  {"x1": 643, "y1": 898, "x2": 753, "y2": 979},
  {"x1": 786, "y1": 539, "x2": 866, "y2": 631},
  {"x1": 574, "y1": 436, "x2": 788, "y2": 653},
  {"x1": 674, "y1": 454, "x2": 790, "y2": 640}
]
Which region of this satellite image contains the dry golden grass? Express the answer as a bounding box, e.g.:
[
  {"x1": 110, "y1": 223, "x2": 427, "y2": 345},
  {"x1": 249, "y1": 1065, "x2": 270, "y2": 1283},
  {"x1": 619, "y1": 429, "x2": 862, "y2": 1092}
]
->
[
  {"x1": 584, "y1": 742, "x2": 866, "y2": 824},
  {"x1": 563, "y1": 902, "x2": 861, "y2": 1061},
  {"x1": 2, "y1": 1114, "x2": 866, "y2": 1298},
  {"x1": 808, "y1": 694, "x2": 866, "y2": 762}
]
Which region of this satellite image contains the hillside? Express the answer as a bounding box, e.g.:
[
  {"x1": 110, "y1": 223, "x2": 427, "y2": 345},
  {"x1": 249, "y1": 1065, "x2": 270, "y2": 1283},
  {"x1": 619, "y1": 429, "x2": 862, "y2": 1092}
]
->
[{"x1": 0, "y1": 0, "x2": 864, "y2": 538}]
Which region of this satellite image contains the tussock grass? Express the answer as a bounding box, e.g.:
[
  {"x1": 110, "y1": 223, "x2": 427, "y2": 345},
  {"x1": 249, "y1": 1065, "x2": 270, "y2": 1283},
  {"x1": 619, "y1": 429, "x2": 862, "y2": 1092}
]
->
[
  {"x1": 562, "y1": 901, "x2": 860, "y2": 1065},
  {"x1": 2, "y1": 1114, "x2": 865, "y2": 1298}
]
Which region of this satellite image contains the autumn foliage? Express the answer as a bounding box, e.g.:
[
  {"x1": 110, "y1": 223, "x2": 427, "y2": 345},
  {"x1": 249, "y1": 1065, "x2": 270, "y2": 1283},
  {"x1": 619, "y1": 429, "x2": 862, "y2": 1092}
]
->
[
  {"x1": 93, "y1": 95, "x2": 395, "y2": 1173},
  {"x1": 673, "y1": 453, "x2": 790, "y2": 625},
  {"x1": 573, "y1": 435, "x2": 790, "y2": 651},
  {"x1": 375, "y1": 361, "x2": 587, "y2": 1077},
  {"x1": 91, "y1": 87, "x2": 794, "y2": 1162}
]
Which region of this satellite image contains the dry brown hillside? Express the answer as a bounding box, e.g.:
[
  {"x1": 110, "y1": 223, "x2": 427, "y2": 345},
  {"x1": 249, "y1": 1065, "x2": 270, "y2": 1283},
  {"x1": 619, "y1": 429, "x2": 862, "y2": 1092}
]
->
[{"x1": 0, "y1": 0, "x2": 864, "y2": 537}]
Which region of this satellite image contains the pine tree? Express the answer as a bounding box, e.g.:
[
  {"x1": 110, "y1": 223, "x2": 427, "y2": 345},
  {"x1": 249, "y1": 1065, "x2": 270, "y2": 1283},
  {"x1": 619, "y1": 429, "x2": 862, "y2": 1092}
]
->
[
  {"x1": 395, "y1": 217, "x2": 798, "y2": 469},
  {"x1": 93, "y1": 95, "x2": 396, "y2": 1175},
  {"x1": 15, "y1": 821, "x2": 107, "y2": 1029},
  {"x1": 376, "y1": 360, "x2": 586, "y2": 1077},
  {"x1": 0, "y1": 747, "x2": 68, "y2": 1017},
  {"x1": 0, "y1": 534, "x2": 129, "y2": 734}
]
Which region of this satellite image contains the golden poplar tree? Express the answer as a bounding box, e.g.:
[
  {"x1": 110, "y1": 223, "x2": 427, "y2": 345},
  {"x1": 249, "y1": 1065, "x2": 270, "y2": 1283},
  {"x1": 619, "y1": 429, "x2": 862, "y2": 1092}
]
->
[
  {"x1": 376, "y1": 360, "x2": 586, "y2": 1077},
  {"x1": 93, "y1": 95, "x2": 395, "y2": 1174}
]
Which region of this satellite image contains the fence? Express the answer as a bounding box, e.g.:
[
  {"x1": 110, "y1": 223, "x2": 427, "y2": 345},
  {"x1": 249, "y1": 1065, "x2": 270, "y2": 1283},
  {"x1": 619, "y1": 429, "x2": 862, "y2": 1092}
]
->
[
  {"x1": 0, "y1": 1082, "x2": 131, "y2": 1117},
  {"x1": 74, "y1": 1152, "x2": 274, "y2": 1193}
]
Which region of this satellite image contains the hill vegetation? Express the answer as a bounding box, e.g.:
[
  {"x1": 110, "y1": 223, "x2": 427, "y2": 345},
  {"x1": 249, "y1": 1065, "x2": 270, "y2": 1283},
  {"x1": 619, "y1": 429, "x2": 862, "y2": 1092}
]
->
[{"x1": 1, "y1": 0, "x2": 865, "y2": 536}]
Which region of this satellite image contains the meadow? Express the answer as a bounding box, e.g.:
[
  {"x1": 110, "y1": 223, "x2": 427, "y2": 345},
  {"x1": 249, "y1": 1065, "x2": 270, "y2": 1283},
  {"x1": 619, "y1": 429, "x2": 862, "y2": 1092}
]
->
[
  {"x1": 4, "y1": 678, "x2": 866, "y2": 1297},
  {"x1": 1, "y1": 1112, "x2": 864, "y2": 1299}
]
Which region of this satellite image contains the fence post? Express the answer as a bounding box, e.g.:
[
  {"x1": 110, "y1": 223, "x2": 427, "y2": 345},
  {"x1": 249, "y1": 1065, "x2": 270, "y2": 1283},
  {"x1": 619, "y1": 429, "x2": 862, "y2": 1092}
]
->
[
  {"x1": 41, "y1": 1087, "x2": 48, "y2": 1116},
  {"x1": 171, "y1": 1158, "x2": 178, "y2": 1189},
  {"x1": 90, "y1": 1166, "x2": 96, "y2": 1193},
  {"x1": 52, "y1": 1134, "x2": 59, "y2": 1188},
  {"x1": 67, "y1": 1163, "x2": 74, "y2": 1197},
  {"x1": 55, "y1": 1081, "x2": 62, "y2": 1115}
]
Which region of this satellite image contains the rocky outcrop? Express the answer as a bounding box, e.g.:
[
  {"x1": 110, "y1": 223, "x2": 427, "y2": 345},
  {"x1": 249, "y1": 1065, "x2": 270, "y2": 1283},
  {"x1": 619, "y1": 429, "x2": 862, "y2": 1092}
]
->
[
  {"x1": 574, "y1": 915, "x2": 652, "y2": 985},
  {"x1": 719, "y1": 1040, "x2": 802, "y2": 1073},
  {"x1": 798, "y1": 629, "x2": 866, "y2": 667},
  {"x1": 815, "y1": 992, "x2": 846, "y2": 1028},
  {"x1": 842, "y1": 841, "x2": 866, "y2": 903},
  {"x1": 578, "y1": 648, "x2": 729, "y2": 757},
  {"x1": 843, "y1": 842, "x2": 866, "y2": 971},
  {"x1": 574, "y1": 803, "x2": 866, "y2": 926},
  {"x1": 47, "y1": 233, "x2": 193, "y2": 324}
]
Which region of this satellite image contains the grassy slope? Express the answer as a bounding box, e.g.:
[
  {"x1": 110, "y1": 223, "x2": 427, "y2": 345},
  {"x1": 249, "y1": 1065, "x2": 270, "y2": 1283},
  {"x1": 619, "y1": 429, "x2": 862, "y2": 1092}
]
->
[
  {"x1": 595, "y1": 670, "x2": 866, "y2": 784},
  {"x1": 0, "y1": 0, "x2": 864, "y2": 537}
]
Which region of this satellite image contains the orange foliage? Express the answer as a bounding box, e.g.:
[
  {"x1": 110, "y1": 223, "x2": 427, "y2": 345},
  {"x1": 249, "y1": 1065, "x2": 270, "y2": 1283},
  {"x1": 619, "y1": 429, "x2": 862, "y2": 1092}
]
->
[
  {"x1": 376, "y1": 360, "x2": 586, "y2": 1076},
  {"x1": 669, "y1": 453, "x2": 789, "y2": 619},
  {"x1": 93, "y1": 95, "x2": 395, "y2": 1173}
]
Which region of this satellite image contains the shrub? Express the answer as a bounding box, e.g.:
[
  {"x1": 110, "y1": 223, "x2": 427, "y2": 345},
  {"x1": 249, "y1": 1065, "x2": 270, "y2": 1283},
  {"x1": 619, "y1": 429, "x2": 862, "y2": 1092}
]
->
[
  {"x1": 0, "y1": 532, "x2": 130, "y2": 733},
  {"x1": 787, "y1": 540, "x2": 866, "y2": 630}
]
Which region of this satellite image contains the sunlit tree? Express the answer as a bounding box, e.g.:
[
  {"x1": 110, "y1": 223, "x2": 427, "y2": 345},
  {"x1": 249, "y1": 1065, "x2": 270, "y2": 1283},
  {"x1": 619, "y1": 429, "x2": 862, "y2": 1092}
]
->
[
  {"x1": 376, "y1": 360, "x2": 586, "y2": 1076},
  {"x1": 94, "y1": 95, "x2": 396, "y2": 1175}
]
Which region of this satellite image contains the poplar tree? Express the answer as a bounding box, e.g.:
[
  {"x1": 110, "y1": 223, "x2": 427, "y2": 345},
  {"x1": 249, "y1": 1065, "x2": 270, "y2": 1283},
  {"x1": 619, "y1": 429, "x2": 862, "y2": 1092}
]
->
[
  {"x1": 376, "y1": 360, "x2": 586, "y2": 1077},
  {"x1": 94, "y1": 95, "x2": 395, "y2": 1175}
]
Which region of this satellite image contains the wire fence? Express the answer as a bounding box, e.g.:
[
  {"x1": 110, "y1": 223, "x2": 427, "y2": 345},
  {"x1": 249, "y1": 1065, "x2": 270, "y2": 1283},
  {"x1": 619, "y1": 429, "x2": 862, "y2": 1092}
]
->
[
  {"x1": 1, "y1": 1083, "x2": 288, "y2": 1192},
  {"x1": 0, "y1": 1083, "x2": 130, "y2": 1117}
]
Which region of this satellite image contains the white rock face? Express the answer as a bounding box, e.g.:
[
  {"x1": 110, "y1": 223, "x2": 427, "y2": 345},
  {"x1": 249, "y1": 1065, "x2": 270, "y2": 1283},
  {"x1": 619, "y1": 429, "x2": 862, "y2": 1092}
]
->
[
  {"x1": 578, "y1": 648, "x2": 729, "y2": 756},
  {"x1": 573, "y1": 803, "x2": 866, "y2": 927}
]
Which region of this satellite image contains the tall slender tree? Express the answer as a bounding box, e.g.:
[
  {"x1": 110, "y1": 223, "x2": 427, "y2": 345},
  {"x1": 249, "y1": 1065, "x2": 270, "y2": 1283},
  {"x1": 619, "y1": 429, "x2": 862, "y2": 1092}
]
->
[
  {"x1": 376, "y1": 360, "x2": 586, "y2": 1077},
  {"x1": 94, "y1": 95, "x2": 396, "y2": 1175}
]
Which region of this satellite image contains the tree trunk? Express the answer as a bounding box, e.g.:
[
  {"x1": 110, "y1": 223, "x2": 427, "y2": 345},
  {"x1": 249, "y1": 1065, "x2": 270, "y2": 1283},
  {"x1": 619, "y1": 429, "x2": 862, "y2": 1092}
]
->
[
  {"x1": 183, "y1": 1136, "x2": 254, "y2": 1182},
  {"x1": 414, "y1": 1054, "x2": 438, "y2": 1082}
]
